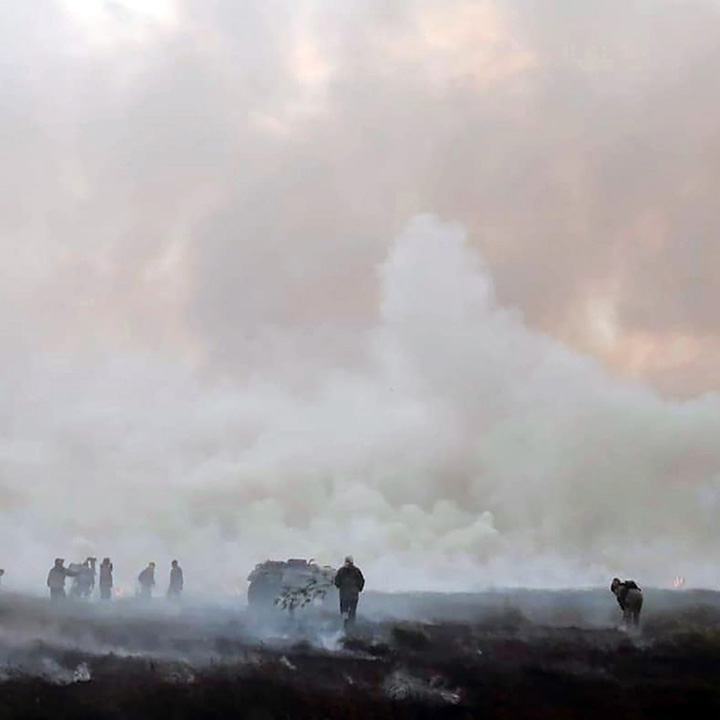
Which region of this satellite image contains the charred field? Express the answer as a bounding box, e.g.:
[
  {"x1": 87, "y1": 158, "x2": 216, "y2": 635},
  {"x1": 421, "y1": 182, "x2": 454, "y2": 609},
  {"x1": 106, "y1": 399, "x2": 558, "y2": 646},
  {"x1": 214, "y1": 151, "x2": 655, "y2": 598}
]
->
[{"x1": 1, "y1": 589, "x2": 720, "y2": 719}]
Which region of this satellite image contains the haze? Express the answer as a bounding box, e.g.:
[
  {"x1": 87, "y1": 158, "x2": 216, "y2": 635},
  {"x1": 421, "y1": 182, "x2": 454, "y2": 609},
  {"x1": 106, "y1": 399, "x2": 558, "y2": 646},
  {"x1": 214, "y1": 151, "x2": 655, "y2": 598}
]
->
[{"x1": 1, "y1": 0, "x2": 719, "y2": 595}]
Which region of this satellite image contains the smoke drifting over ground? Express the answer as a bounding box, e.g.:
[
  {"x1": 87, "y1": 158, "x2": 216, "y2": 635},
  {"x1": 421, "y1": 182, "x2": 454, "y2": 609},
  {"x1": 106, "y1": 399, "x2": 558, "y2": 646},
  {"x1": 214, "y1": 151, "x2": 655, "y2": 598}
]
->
[
  {"x1": 1, "y1": 1, "x2": 719, "y2": 593},
  {"x1": 4, "y1": 590, "x2": 720, "y2": 718},
  {"x1": 2, "y1": 215, "x2": 719, "y2": 593}
]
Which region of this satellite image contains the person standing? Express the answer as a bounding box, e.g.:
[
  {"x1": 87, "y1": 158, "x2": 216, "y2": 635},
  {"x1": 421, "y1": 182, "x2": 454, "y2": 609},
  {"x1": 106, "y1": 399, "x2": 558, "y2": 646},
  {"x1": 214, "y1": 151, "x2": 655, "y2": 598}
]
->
[
  {"x1": 138, "y1": 562, "x2": 156, "y2": 599},
  {"x1": 85, "y1": 557, "x2": 97, "y2": 598},
  {"x1": 333, "y1": 556, "x2": 365, "y2": 628},
  {"x1": 99, "y1": 558, "x2": 113, "y2": 600},
  {"x1": 167, "y1": 560, "x2": 183, "y2": 600},
  {"x1": 71, "y1": 558, "x2": 95, "y2": 599},
  {"x1": 47, "y1": 558, "x2": 74, "y2": 601}
]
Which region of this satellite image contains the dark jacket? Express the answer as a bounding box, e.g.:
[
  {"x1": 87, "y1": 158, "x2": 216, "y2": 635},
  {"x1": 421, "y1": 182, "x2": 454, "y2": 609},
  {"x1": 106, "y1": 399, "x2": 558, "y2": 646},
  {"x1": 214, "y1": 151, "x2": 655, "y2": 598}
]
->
[
  {"x1": 138, "y1": 567, "x2": 155, "y2": 588},
  {"x1": 99, "y1": 562, "x2": 113, "y2": 588},
  {"x1": 47, "y1": 566, "x2": 72, "y2": 590},
  {"x1": 334, "y1": 564, "x2": 365, "y2": 598},
  {"x1": 169, "y1": 566, "x2": 183, "y2": 591},
  {"x1": 616, "y1": 580, "x2": 640, "y2": 609}
]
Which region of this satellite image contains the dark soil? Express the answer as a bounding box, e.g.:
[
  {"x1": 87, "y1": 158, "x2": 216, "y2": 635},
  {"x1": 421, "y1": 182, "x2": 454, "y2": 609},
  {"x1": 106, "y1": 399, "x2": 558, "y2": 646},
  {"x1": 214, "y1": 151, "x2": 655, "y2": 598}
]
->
[{"x1": 2, "y1": 590, "x2": 720, "y2": 718}]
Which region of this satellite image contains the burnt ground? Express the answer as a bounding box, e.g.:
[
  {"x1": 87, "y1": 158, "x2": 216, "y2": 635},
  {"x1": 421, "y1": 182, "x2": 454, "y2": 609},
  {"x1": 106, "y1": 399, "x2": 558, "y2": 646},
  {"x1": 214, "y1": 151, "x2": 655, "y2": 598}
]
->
[{"x1": 2, "y1": 589, "x2": 720, "y2": 718}]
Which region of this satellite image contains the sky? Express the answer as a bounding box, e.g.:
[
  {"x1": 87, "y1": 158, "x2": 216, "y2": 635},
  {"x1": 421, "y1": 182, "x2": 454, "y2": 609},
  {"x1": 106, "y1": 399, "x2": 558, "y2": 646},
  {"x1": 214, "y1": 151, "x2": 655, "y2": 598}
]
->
[{"x1": 0, "y1": 0, "x2": 719, "y2": 594}]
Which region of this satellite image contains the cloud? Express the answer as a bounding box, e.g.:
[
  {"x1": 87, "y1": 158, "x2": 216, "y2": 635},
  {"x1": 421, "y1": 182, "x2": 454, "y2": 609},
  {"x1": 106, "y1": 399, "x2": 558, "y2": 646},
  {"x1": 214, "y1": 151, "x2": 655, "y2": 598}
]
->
[
  {"x1": 0, "y1": 1, "x2": 719, "y2": 592},
  {"x1": 2, "y1": 215, "x2": 720, "y2": 593}
]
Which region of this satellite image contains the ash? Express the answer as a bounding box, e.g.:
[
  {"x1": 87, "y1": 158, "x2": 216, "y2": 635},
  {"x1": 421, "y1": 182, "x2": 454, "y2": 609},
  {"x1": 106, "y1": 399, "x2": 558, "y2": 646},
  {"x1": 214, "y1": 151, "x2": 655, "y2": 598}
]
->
[{"x1": 1, "y1": 588, "x2": 719, "y2": 719}]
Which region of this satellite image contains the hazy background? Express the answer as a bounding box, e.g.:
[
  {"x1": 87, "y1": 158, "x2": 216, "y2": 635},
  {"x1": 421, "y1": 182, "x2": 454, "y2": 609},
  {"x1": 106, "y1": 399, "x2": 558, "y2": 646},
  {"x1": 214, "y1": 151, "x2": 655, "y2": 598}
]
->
[{"x1": 0, "y1": 0, "x2": 719, "y2": 595}]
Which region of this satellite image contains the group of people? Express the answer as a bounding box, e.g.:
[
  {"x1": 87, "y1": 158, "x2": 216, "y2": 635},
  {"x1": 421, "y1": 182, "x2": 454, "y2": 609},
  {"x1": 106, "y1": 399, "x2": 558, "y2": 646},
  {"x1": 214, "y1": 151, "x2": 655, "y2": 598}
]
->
[
  {"x1": 42, "y1": 554, "x2": 636, "y2": 630},
  {"x1": 136, "y1": 560, "x2": 184, "y2": 600},
  {"x1": 46, "y1": 558, "x2": 184, "y2": 601},
  {"x1": 43, "y1": 553, "x2": 362, "y2": 621}
]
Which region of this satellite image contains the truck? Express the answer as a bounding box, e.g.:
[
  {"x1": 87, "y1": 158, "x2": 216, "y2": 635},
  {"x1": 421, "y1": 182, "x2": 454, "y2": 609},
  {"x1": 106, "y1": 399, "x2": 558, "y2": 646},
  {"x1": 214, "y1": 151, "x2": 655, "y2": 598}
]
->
[{"x1": 247, "y1": 558, "x2": 337, "y2": 612}]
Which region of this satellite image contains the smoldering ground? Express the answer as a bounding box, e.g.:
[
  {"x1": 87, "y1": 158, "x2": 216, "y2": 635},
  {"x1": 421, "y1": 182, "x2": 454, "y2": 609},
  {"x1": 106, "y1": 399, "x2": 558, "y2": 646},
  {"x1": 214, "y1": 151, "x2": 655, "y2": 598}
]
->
[
  {"x1": 2, "y1": 0, "x2": 720, "y2": 593},
  {"x1": 3, "y1": 589, "x2": 720, "y2": 718},
  {"x1": 1, "y1": 2, "x2": 718, "y2": 715}
]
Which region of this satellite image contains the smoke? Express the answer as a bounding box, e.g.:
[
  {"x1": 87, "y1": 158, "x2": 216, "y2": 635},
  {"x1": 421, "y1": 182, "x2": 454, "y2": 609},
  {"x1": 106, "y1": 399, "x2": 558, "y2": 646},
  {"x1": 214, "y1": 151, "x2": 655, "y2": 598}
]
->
[
  {"x1": 1, "y1": 214, "x2": 719, "y2": 592},
  {"x1": 0, "y1": 1, "x2": 719, "y2": 592}
]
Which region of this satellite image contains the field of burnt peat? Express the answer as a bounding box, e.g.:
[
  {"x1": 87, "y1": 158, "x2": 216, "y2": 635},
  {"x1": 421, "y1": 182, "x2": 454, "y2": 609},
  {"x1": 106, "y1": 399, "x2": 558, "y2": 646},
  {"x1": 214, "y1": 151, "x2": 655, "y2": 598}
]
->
[{"x1": 1, "y1": 589, "x2": 720, "y2": 719}]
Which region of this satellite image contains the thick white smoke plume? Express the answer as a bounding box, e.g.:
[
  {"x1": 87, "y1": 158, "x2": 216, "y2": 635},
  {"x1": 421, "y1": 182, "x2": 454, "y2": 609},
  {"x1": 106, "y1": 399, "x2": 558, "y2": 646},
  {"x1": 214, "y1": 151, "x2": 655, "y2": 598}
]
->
[
  {"x1": 1, "y1": 215, "x2": 719, "y2": 594},
  {"x1": 1, "y1": 0, "x2": 720, "y2": 595}
]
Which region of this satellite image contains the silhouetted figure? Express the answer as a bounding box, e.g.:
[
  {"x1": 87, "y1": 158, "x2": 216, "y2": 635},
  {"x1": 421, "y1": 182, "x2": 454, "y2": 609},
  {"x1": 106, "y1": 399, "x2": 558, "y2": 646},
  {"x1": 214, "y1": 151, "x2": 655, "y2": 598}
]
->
[
  {"x1": 138, "y1": 562, "x2": 156, "y2": 599},
  {"x1": 47, "y1": 558, "x2": 76, "y2": 601},
  {"x1": 167, "y1": 560, "x2": 183, "y2": 600},
  {"x1": 68, "y1": 563, "x2": 82, "y2": 594},
  {"x1": 99, "y1": 558, "x2": 113, "y2": 600},
  {"x1": 0, "y1": 568, "x2": 4, "y2": 590},
  {"x1": 71, "y1": 557, "x2": 96, "y2": 599},
  {"x1": 334, "y1": 556, "x2": 365, "y2": 628},
  {"x1": 611, "y1": 577, "x2": 643, "y2": 626},
  {"x1": 86, "y1": 557, "x2": 97, "y2": 595}
]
